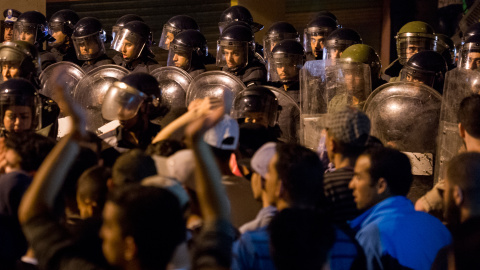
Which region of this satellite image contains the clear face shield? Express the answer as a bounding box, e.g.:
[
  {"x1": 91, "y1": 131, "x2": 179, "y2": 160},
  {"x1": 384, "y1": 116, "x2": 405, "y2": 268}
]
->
[
  {"x1": 0, "y1": 94, "x2": 40, "y2": 133},
  {"x1": 0, "y1": 47, "x2": 24, "y2": 81},
  {"x1": 111, "y1": 25, "x2": 121, "y2": 46},
  {"x1": 458, "y1": 43, "x2": 480, "y2": 71},
  {"x1": 267, "y1": 53, "x2": 303, "y2": 82},
  {"x1": 167, "y1": 44, "x2": 192, "y2": 71},
  {"x1": 400, "y1": 67, "x2": 435, "y2": 87},
  {"x1": 323, "y1": 40, "x2": 355, "y2": 60},
  {"x1": 303, "y1": 27, "x2": 332, "y2": 57},
  {"x1": 263, "y1": 33, "x2": 299, "y2": 60},
  {"x1": 232, "y1": 94, "x2": 278, "y2": 127},
  {"x1": 101, "y1": 81, "x2": 147, "y2": 121},
  {"x1": 13, "y1": 22, "x2": 39, "y2": 45},
  {"x1": 216, "y1": 40, "x2": 249, "y2": 71},
  {"x1": 48, "y1": 21, "x2": 66, "y2": 47},
  {"x1": 158, "y1": 24, "x2": 179, "y2": 50},
  {"x1": 111, "y1": 28, "x2": 146, "y2": 62},
  {"x1": 72, "y1": 31, "x2": 106, "y2": 61},
  {"x1": 396, "y1": 34, "x2": 436, "y2": 65}
]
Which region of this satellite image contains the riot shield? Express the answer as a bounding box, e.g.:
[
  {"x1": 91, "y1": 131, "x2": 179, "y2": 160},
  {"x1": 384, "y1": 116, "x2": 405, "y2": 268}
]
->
[
  {"x1": 39, "y1": 61, "x2": 85, "y2": 110},
  {"x1": 150, "y1": 66, "x2": 192, "y2": 111},
  {"x1": 299, "y1": 59, "x2": 371, "y2": 149},
  {"x1": 186, "y1": 71, "x2": 246, "y2": 113},
  {"x1": 262, "y1": 86, "x2": 300, "y2": 143},
  {"x1": 434, "y1": 68, "x2": 480, "y2": 183},
  {"x1": 364, "y1": 81, "x2": 442, "y2": 176},
  {"x1": 72, "y1": 64, "x2": 129, "y2": 132}
]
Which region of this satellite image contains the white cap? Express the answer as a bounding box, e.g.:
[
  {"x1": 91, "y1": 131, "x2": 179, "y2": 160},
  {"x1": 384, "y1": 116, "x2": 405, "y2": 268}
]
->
[{"x1": 203, "y1": 114, "x2": 239, "y2": 150}]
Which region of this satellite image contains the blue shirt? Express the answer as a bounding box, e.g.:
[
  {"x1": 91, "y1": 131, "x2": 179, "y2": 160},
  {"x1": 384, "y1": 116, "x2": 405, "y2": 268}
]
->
[{"x1": 350, "y1": 196, "x2": 452, "y2": 270}]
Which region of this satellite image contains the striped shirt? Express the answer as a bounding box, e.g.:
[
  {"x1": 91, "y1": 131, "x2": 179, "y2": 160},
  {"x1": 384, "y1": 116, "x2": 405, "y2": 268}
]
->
[{"x1": 323, "y1": 167, "x2": 360, "y2": 223}]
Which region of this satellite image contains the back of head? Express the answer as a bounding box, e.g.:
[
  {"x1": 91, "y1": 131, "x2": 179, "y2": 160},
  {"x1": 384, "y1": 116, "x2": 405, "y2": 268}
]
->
[
  {"x1": 146, "y1": 139, "x2": 186, "y2": 157},
  {"x1": 447, "y1": 152, "x2": 480, "y2": 207},
  {"x1": 112, "y1": 148, "x2": 157, "y2": 186},
  {"x1": 275, "y1": 143, "x2": 324, "y2": 207},
  {"x1": 108, "y1": 184, "x2": 185, "y2": 269},
  {"x1": 269, "y1": 208, "x2": 335, "y2": 270},
  {"x1": 77, "y1": 166, "x2": 111, "y2": 218},
  {"x1": 5, "y1": 131, "x2": 55, "y2": 172},
  {"x1": 458, "y1": 94, "x2": 480, "y2": 139},
  {"x1": 361, "y1": 147, "x2": 413, "y2": 196}
]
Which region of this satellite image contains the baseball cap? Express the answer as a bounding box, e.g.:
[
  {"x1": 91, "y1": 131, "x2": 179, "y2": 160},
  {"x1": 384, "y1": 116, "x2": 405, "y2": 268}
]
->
[
  {"x1": 250, "y1": 142, "x2": 277, "y2": 178},
  {"x1": 203, "y1": 114, "x2": 239, "y2": 150}
]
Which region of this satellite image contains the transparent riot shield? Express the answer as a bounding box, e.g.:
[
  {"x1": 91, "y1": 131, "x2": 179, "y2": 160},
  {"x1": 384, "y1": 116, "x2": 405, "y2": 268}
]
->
[
  {"x1": 39, "y1": 61, "x2": 85, "y2": 112},
  {"x1": 300, "y1": 59, "x2": 371, "y2": 150},
  {"x1": 364, "y1": 81, "x2": 442, "y2": 176},
  {"x1": 150, "y1": 66, "x2": 192, "y2": 111},
  {"x1": 72, "y1": 64, "x2": 130, "y2": 132},
  {"x1": 186, "y1": 71, "x2": 246, "y2": 113},
  {"x1": 434, "y1": 68, "x2": 480, "y2": 183},
  {"x1": 262, "y1": 86, "x2": 300, "y2": 143}
]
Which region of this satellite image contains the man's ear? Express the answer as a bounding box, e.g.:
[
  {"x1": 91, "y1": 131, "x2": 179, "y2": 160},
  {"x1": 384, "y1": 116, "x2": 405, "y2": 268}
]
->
[
  {"x1": 123, "y1": 236, "x2": 137, "y2": 261},
  {"x1": 453, "y1": 185, "x2": 464, "y2": 207},
  {"x1": 376, "y1": 177, "x2": 388, "y2": 195},
  {"x1": 459, "y1": 122, "x2": 466, "y2": 139}
]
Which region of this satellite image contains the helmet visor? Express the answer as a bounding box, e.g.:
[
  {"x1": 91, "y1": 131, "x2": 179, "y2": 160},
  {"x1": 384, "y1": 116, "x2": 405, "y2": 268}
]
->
[
  {"x1": 102, "y1": 81, "x2": 147, "y2": 121},
  {"x1": 72, "y1": 32, "x2": 106, "y2": 61},
  {"x1": 159, "y1": 24, "x2": 179, "y2": 50},
  {"x1": 111, "y1": 28, "x2": 146, "y2": 61},
  {"x1": 13, "y1": 23, "x2": 38, "y2": 44},
  {"x1": 167, "y1": 44, "x2": 192, "y2": 70},
  {"x1": 263, "y1": 33, "x2": 299, "y2": 59},
  {"x1": 400, "y1": 68, "x2": 435, "y2": 87},
  {"x1": 267, "y1": 53, "x2": 303, "y2": 82},
  {"x1": 303, "y1": 27, "x2": 332, "y2": 54},
  {"x1": 459, "y1": 43, "x2": 480, "y2": 70},
  {"x1": 232, "y1": 94, "x2": 278, "y2": 127},
  {"x1": 396, "y1": 35, "x2": 436, "y2": 65},
  {"x1": 323, "y1": 41, "x2": 355, "y2": 60},
  {"x1": 216, "y1": 40, "x2": 248, "y2": 70}
]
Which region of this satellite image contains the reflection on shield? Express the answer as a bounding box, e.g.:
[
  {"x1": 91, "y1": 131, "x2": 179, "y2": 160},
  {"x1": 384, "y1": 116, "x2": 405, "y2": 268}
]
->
[
  {"x1": 39, "y1": 61, "x2": 85, "y2": 114},
  {"x1": 435, "y1": 69, "x2": 480, "y2": 183},
  {"x1": 150, "y1": 66, "x2": 192, "y2": 111},
  {"x1": 261, "y1": 86, "x2": 300, "y2": 143},
  {"x1": 364, "y1": 81, "x2": 441, "y2": 175},
  {"x1": 186, "y1": 71, "x2": 246, "y2": 113},
  {"x1": 299, "y1": 59, "x2": 371, "y2": 150},
  {"x1": 72, "y1": 64, "x2": 129, "y2": 132}
]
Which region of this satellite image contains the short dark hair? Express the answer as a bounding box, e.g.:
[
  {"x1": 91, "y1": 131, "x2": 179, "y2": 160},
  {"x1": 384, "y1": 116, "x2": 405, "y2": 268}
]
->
[
  {"x1": 446, "y1": 152, "x2": 480, "y2": 206},
  {"x1": 112, "y1": 149, "x2": 157, "y2": 186},
  {"x1": 5, "y1": 131, "x2": 56, "y2": 172},
  {"x1": 77, "y1": 166, "x2": 111, "y2": 217},
  {"x1": 275, "y1": 143, "x2": 324, "y2": 208},
  {"x1": 269, "y1": 208, "x2": 335, "y2": 270},
  {"x1": 145, "y1": 139, "x2": 186, "y2": 157},
  {"x1": 361, "y1": 147, "x2": 413, "y2": 196},
  {"x1": 458, "y1": 94, "x2": 480, "y2": 138},
  {"x1": 108, "y1": 184, "x2": 185, "y2": 270}
]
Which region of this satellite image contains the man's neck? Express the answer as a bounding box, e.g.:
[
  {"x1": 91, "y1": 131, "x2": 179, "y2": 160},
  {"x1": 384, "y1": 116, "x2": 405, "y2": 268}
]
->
[
  {"x1": 465, "y1": 134, "x2": 480, "y2": 152},
  {"x1": 333, "y1": 153, "x2": 355, "y2": 169}
]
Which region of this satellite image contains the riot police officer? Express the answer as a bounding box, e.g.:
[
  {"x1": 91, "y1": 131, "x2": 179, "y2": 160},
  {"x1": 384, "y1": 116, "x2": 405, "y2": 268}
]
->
[
  {"x1": 47, "y1": 9, "x2": 83, "y2": 65},
  {"x1": 399, "y1": 50, "x2": 447, "y2": 94},
  {"x1": 323, "y1": 27, "x2": 362, "y2": 60},
  {"x1": 340, "y1": 44, "x2": 386, "y2": 90},
  {"x1": 159, "y1": 15, "x2": 199, "y2": 51},
  {"x1": 101, "y1": 72, "x2": 163, "y2": 152},
  {"x1": 458, "y1": 35, "x2": 480, "y2": 71},
  {"x1": 111, "y1": 14, "x2": 144, "y2": 65},
  {"x1": 167, "y1": 29, "x2": 208, "y2": 78},
  {"x1": 385, "y1": 21, "x2": 437, "y2": 78},
  {"x1": 72, "y1": 17, "x2": 114, "y2": 73},
  {"x1": 303, "y1": 16, "x2": 337, "y2": 61},
  {"x1": 0, "y1": 78, "x2": 39, "y2": 135},
  {"x1": 111, "y1": 21, "x2": 160, "y2": 73},
  {"x1": 1, "y1": 9, "x2": 21, "y2": 43},
  {"x1": 13, "y1": 11, "x2": 56, "y2": 70},
  {"x1": 216, "y1": 24, "x2": 267, "y2": 86},
  {"x1": 268, "y1": 40, "x2": 304, "y2": 94},
  {"x1": 263, "y1": 21, "x2": 299, "y2": 60},
  {"x1": 0, "y1": 40, "x2": 41, "y2": 86},
  {"x1": 218, "y1": 5, "x2": 263, "y2": 34}
]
